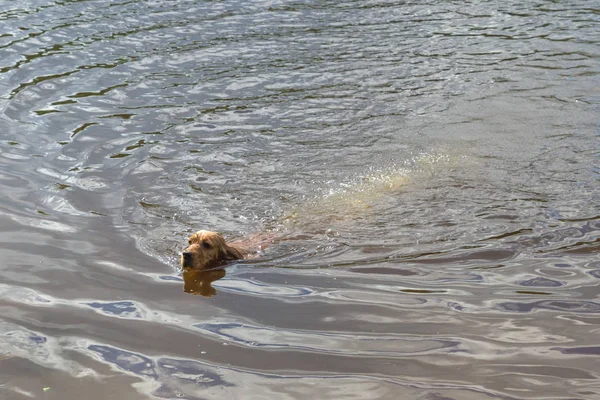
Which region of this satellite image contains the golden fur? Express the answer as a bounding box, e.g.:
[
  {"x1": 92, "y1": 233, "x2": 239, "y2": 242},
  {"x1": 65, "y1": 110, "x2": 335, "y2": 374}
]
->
[
  {"x1": 180, "y1": 230, "x2": 275, "y2": 296},
  {"x1": 180, "y1": 230, "x2": 245, "y2": 271}
]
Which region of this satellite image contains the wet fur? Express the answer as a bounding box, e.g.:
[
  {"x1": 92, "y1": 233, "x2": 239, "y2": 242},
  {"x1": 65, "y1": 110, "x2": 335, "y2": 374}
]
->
[{"x1": 180, "y1": 230, "x2": 245, "y2": 271}]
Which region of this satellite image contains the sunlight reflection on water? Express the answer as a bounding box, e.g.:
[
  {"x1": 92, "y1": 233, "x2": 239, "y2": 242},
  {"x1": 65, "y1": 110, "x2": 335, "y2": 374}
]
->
[{"x1": 0, "y1": 0, "x2": 598, "y2": 399}]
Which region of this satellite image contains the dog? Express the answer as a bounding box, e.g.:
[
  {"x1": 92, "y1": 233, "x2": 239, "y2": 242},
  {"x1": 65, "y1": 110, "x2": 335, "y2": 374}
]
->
[
  {"x1": 180, "y1": 230, "x2": 247, "y2": 296},
  {"x1": 180, "y1": 230, "x2": 278, "y2": 296},
  {"x1": 180, "y1": 230, "x2": 246, "y2": 271}
]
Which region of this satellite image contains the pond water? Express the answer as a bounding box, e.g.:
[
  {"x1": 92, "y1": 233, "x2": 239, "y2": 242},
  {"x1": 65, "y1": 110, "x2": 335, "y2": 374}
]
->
[{"x1": 0, "y1": 1, "x2": 599, "y2": 399}]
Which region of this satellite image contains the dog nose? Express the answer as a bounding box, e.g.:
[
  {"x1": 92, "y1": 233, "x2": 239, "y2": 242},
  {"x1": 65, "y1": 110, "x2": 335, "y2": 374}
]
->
[{"x1": 182, "y1": 252, "x2": 192, "y2": 260}]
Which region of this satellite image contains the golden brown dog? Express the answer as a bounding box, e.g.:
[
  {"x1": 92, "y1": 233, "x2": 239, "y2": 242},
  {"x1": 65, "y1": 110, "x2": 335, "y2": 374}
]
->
[
  {"x1": 180, "y1": 230, "x2": 247, "y2": 296},
  {"x1": 180, "y1": 230, "x2": 277, "y2": 296},
  {"x1": 180, "y1": 230, "x2": 245, "y2": 271}
]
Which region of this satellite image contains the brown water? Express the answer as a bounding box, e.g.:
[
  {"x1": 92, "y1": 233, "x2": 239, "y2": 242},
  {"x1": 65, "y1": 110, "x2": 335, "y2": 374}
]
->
[{"x1": 1, "y1": 1, "x2": 599, "y2": 399}]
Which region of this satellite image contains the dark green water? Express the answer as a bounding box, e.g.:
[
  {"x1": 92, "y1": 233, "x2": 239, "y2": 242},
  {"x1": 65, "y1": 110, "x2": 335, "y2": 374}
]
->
[{"x1": 0, "y1": 1, "x2": 598, "y2": 399}]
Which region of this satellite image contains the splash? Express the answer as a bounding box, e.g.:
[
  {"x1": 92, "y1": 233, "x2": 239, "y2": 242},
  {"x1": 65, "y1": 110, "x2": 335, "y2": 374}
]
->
[{"x1": 275, "y1": 151, "x2": 467, "y2": 229}]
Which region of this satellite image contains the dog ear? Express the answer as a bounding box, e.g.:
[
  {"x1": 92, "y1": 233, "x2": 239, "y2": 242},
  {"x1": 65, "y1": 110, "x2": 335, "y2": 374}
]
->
[{"x1": 223, "y1": 245, "x2": 243, "y2": 261}]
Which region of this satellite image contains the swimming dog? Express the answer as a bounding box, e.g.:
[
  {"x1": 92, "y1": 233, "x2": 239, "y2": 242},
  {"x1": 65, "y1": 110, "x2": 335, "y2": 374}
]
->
[{"x1": 180, "y1": 230, "x2": 245, "y2": 271}]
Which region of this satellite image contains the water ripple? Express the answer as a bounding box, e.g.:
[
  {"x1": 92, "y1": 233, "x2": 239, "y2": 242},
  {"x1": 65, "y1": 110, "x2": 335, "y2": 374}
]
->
[
  {"x1": 0, "y1": 0, "x2": 598, "y2": 399},
  {"x1": 497, "y1": 300, "x2": 600, "y2": 314}
]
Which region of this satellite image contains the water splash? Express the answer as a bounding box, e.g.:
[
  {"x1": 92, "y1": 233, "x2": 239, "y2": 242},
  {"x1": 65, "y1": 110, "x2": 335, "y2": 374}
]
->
[{"x1": 275, "y1": 151, "x2": 467, "y2": 230}]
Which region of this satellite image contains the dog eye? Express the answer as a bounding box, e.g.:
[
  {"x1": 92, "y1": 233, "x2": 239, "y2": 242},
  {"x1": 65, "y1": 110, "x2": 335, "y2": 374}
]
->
[
  {"x1": 201, "y1": 241, "x2": 211, "y2": 249},
  {"x1": 188, "y1": 239, "x2": 192, "y2": 245}
]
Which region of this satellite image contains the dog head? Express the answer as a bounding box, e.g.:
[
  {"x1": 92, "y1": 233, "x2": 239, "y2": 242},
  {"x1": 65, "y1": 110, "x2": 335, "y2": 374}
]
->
[{"x1": 180, "y1": 230, "x2": 243, "y2": 270}]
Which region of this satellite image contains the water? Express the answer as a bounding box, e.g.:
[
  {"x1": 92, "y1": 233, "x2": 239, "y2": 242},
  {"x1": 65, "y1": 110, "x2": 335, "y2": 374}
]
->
[{"x1": 0, "y1": 0, "x2": 598, "y2": 399}]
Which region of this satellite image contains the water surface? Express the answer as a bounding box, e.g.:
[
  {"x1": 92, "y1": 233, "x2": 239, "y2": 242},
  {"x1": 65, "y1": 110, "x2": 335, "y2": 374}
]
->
[{"x1": 0, "y1": 0, "x2": 599, "y2": 399}]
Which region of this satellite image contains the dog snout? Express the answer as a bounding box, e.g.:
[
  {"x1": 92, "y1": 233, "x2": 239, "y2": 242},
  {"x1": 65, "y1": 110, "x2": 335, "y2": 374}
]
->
[{"x1": 181, "y1": 251, "x2": 194, "y2": 269}]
